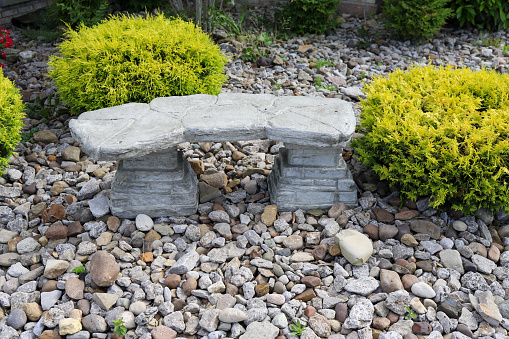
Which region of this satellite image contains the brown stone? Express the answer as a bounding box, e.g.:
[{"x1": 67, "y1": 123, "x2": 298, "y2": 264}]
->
[
  {"x1": 67, "y1": 221, "x2": 84, "y2": 237},
  {"x1": 107, "y1": 216, "x2": 121, "y2": 232},
  {"x1": 65, "y1": 278, "x2": 84, "y2": 300},
  {"x1": 372, "y1": 328, "x2": 383, "y2": 339},
  {"x1": 23, "y1": 183, "x2": 37, "y2": 195},
  {"x1": 372, "y1": 317, "x2": 391, "y2": 330},
  {"x1": 45, "y1": 222, "x2": 69, "y2": 239},
  {"x1": 255, "y1": 283, "x2": 270, "y2": 296},
  {"x1": 23, "y1": 302, "x2": 43, "y2": 321},
  {"x1": 469, "y1": 242, "x2": 487, "y2": 257},
  {"x1": 395, "y1": 210, "x2": 419, "y2": 220},
  {"x1": 172, "y1": 298, "x2": 186, "y2": 311},
  {"x1": 416, "y1": 260, "x2": 433, "y2": 272},
  {"x1": 42, "y1": 280, "x2": 58, "y2": 292},
  {"x1": 188, "y1": 159, "x2": 205, "y2": 175},
  {"x1": 328, "y1": 203, "x2": 348, "y2": 219},
  {"x1": 412, "y1": 322, "x2": 432, "y2": 335},
  {"x1": 232, "y1": 151, "x2": 246, "y2": 161},
  {"x1": 39, "y1": 330, "x2": 61, "y2": 339},
  {"x1": 140, "y1": 252, "x2": 153, "y2": 262},
  {"x1": 151, "y1": 325, "x2": 177, "y2": 339},
  {"x1": 261, "y1": 205, "x2": 278, "y2": 227},
  {"x1": 164, "y1": 274, "x2": 181, "y2": 289},
  {"x1": 294, "y1": 288, "x2": 316, "y2": 302},
  {"x1": 8, "y1": 237, "x2": 21, "y2": 252},
  {"x1": 379, "y1": 224, "x2": 399, "y2": 241},
  {"x1": 42, "y1": 204, "x2": 66, "y2": 223},
  {"x1": 303, "y1": 306, "x2": 316, "y2": 319},
  {"x1": 380, "y1": 269, "x2": 403, "y2": 293},
  {"x1": 89, "y1": 251, "x2": 120, "y2": 287},
  {"x1": 410, "y1": 220, "x2": 440, "y2": 239},
  {"x1": 335, "y1": 303, "x2": 348, "y2": 322},
  {"x1": 387, "y1": 311, "x2": 399, "y2": 324},
  {"x1": 298, "y1": 45, "x2": 314, "y2": 53},
  {"x1": 329, "y1": 244, "x2": 341, "y2": 256},
  {"x1": 372, "y1": 208, "x2": 394, "y2": 223},
  {"x1": 226, "y1": 283, "x2": 238, "y2": 296},
  {"x1": 401, "y1": 233, "x2": 419, "y2": 247},
  {"x1": 488, "y1": 244, "x2": 500, "y2": 263},
  {"x1": 401, "y1": 274, "x2": 420, "y2": 291},
  {"x1": 182, "y1": 277, "x2": 197, "y2": 296},
  {"x1": 201, "y1": 172, "x2": 227, "y2": 189},
  {"x1": 312, "y1": 244, "x2": 327, "y2": 260},
  {"x1": 302, "y1": 276, "x2": 322, "y2": 288},
  {"x1": 33, "y1": 130, "x2": 58, "y2": 144},
  {"x1": 363, "y1": 224, "x2": 379, "y2": 240}
]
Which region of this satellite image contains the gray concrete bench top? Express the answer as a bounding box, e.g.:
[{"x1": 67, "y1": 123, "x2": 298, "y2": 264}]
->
[{"x1": 69, "y1": 93, "x2": 356, "y2": 161}]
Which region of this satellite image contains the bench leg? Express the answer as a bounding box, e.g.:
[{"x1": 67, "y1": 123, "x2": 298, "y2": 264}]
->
[
  {"x1": 268, "y1": 143, "x2": 358, "y2": 211},
  {"x1": 109, "y1": 147, "x2": 198, "y2": 218}
]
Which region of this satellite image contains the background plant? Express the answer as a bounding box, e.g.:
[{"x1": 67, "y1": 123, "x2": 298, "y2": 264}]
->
[
  {"x1": 449, "y1": 0, "x2": 509, "y2": 31},
  {"x1": 168, "y1": 0, "x2": 235, "y2": 33},
  {"x1": 281, "y1": 0, "x2": 340, "y2": 35},
  {"x1": 48, "y1": 14, "x2": 227, "y2": 115},
  {"x1": 382, "y1": 0, "x2": 452, "y2": 41},
  {"x1": 0, "y1": 73, "x2": 25, "y2": 175},
  {"x1": 110, "y1": 0, "x2": 168, "y2": 13},
  {"x1": 48, "y1": 0, "x2": 109, "y2": 27},
  {"x1": 353, "y1": 65, "x2": 509, "y2": 215},
  {"x1": 0, "y1": 28, "x2": 13, "y2": 68},
  {"x1": 113, "y1": 318, "x2": 127, "y2": 336},
  {"x1": 290, "y1": 319, "x2": 307, "y2": 336}
]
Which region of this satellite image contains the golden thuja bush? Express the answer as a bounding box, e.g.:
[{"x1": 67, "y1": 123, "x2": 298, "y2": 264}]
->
[
  {"x1": 49, "y1": 14, "x2": 227, "y2": 115},
  {"x1": 352, "y1": 65, "x2": 509, "y2": 214},
  {"x1": 0, "y1": 73, "x2": 24, "y2": 175}
]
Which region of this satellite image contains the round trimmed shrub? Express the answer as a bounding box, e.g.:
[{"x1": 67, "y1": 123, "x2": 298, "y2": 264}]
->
[
  {"x1": 0, "y1": 73, "x2": 24, "y2": 175},
  {"x1": 48, "y1": 14, "x2": 227, "y2": 115},
  {"x1": 352, "y1": 65, "x2": 509, "y2": 215}
]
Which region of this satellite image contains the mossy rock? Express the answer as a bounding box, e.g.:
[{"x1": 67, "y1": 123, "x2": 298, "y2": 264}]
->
[
  {"x1": 49, "y1": 13, "x2": 227, "y2": 115},
  {"x1": 352, "y1": 65, "x2": 509, "y2": 215}
]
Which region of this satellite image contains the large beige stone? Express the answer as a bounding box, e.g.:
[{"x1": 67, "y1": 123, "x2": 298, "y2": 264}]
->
[
  {"x1": 90, "y1": 251, "x2": 120, "y2": 287},
  {"x1": 59, "y1": 318, "x2": 82, "y2": 335},
  {"x1": 335, "y1": 229, "x2": 373, "y2": 266}
]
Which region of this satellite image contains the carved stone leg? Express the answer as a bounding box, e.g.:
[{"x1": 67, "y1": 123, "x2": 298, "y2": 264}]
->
[
  {"x1": 109, "y1": 147, "x2": 198, "y2": 218},
  {"x1": 268, "y1": 144, "x2": 357, "y2": 211}
]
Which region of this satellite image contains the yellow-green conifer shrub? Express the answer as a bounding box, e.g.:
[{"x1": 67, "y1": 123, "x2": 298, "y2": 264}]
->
[
  {"x1": 48, "y1": 14, "x2": 227, "y2": 115},
  {"x1": 352, "y1": 65, "x2": 509, "y2": 214},
  {"x1": 0, "y1": 73, "x2": 24, "y2": 175}
]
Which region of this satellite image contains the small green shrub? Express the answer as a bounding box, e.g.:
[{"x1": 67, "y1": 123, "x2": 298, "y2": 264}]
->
[
  {"x1": 48, "y1": 0, "x2": 109, "y2": 27},
  {"x1": 48, "y1": 14, "x2": 227, "y2": 115},
  {"x1": 352, "y1": 65, "x2": 509, "y2": 215},
  {"x1": 281, "y1": 0, "x2": 340, "y2": 35},
  {"x1": 110, "y1": 0, "x2": 167, "y2": 12},
  {"x1": 382, "y1": 0, "x2": 452, "y2": 41},
  {"x1": 449, "y1": 0, "x2": 509, "y2": 31},
  {"x1": 0, "y1": 73, "x2": 24, "y2": 175}
]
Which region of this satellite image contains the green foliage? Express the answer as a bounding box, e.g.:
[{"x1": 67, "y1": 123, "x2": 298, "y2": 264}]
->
[
  {"x1": 113, "y1": 318, "x2": 127, "y2": 336},
  {"x1": 353, "y1": 65, "x2": 509, "y2": 215},
  {"x1": 405, "y1": 306, "x2": 417, "y2": 320},
  {"x1": 475, "y1": 32, "x2": 502, "y2": 48},
  {"x1": 20, "y1": 127, "x2": 39, "y2": 143},
  {"x1": 314, "y1": 59, "x2": 334, "y2": 68},
  {"x1": 240, "y1": 32, "x2": 274, "y2": 62},
  {"x1": 0, "y1": 73, "x2": 24, "y2": 175},
  {"x1": 48, "y1": 14, "x2": 227, "y2": 115},
  {"x1": 382, "y1": 0, "x2": 452, "y2": 41},
  {"x1": 110, "y1": 0, "x2": 168, "y2": 12},
  {"x1": 281, "y1": 0, "x2": 340, "y2": 35},
  {"x1": 25, "y1": 94, "x2": 61, "y2": 120},
  {"x1": 290, "y1": 319, "x2": 307, "y2": 336},
  {"x1": 48, "y1": 0, "x2": 109, "y2": 27},
  {"x1": 449, "y1": 0, "x2": 509, "y2": 31},
  {"x1": 72, "y1": 265, "x2": 86, "y2": 274}
]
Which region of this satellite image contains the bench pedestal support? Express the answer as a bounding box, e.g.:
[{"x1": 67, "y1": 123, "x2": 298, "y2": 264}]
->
[
  {"x1": 268, "y1": 144, "x2": 357, "y2": 211},
  {"x1": 109, "y1": 147, "x2": 198, "y2": 218}
]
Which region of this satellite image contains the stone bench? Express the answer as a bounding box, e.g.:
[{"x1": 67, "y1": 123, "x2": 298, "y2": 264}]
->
[{"x1": 69, "y1": 93, "x2": 358, "y2": 218}]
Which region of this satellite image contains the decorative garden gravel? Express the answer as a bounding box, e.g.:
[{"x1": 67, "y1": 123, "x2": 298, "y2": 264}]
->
[{"x1": 0, "y1": 12, "x2": 509, "y2": 339}]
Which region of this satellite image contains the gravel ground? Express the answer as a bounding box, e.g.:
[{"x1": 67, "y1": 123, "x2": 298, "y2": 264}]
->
[{"x1": 0, "y1": 13, "x2": 509, "y2": 339}]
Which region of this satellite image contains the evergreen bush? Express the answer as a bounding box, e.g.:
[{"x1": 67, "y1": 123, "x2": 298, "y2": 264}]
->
[
  {"x1": 352, "y1": 65, "x2": 509, "y2": 215},
  {"x1": 281, "y1": 0, "x2": 340, "y2": 35},
  {"x1": 48, "y1": 14, "x2": 227, "y2": 115},
  {"x1": 0, "y1": 73, "x2": 24, "y2": 175},
  {"x1": 48, "y1": 0, "x2": 110, "y2": 27},
  {"x1": 382, "y1": 0, "x2": 452, "y2": 41}
]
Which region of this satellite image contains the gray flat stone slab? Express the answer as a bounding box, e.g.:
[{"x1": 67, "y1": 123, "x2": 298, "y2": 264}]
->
[{"x1": 70, "y1": 93, "x2": 356, "y2": 161}]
